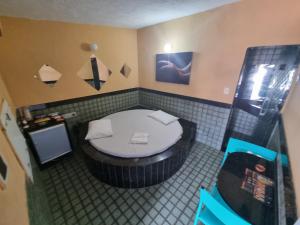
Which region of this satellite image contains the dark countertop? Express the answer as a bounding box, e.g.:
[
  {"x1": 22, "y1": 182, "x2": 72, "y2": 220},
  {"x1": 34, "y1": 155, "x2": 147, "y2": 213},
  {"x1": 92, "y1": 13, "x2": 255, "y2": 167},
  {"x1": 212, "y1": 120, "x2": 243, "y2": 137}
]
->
[
  {"x1": 23, "y1": 118, "x2": 65, "y2": 133},
  {"x1": 217, "y1": 152, "x2": 277, "y2": 225}
]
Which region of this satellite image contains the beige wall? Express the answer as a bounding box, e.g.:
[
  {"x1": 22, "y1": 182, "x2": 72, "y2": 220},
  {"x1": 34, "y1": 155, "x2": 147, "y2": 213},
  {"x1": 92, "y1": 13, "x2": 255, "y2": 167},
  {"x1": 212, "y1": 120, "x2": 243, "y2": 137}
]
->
[
  {"x1": 0, "y1": 17, "x2": 139, "y2": 107},
  {"x1": 0, "y1": 73, "x2": 29, "y2": 225},
  {"x1": 0, "y1": 20, "x2": 3, "y2": 37},
  {"x1": 137, "y1": 0, "x2": 300, "y2": 104},
  {"x1": 0, "y1": 0, "x2": 300, "y2": 222},
  {"x1": 282, "y1": 78, "x2": 300, "y2": 215},
  {"x1": 2, "y1": 0, "x2": 300, "y2": 107}
]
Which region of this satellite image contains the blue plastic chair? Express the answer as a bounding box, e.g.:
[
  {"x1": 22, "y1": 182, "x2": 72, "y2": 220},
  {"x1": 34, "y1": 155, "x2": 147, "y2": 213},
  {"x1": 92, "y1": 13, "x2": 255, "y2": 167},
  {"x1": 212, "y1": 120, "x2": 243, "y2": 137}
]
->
[
  {"x1": 221, "y1": 138, "x2": 277, "y2": 165},
  {"x1": 194, "y1": 188, "x2": 251, "y2": 225},
  {"x1": 210, "y1": 186, "x2": 234, "y2": 212},
  {"x1": 278, "y1": 153, "x2": 288, "y2": 167}
]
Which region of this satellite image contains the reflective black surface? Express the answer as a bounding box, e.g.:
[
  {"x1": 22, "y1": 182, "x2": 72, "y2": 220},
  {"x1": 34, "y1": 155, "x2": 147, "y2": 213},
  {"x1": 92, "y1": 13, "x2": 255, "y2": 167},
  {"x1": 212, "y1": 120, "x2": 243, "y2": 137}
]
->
[
  {"x1": 224, "y1": 45, "x2": 300, "y2": 147},
  {"x1": 270, "y1": 118, "x2": 298, "y2": 224},
  {"x1": 222, "y1": 45, "x2": 300, "y2": 224},
  {"x1": 217, "y1": 152, "x2": 276, "y2": 225}
]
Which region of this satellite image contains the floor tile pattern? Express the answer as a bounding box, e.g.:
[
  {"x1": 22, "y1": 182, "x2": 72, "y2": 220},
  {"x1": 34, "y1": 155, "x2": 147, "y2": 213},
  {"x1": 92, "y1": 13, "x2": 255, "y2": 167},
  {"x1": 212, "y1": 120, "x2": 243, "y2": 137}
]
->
[{"x1": 38, "y1": 142, "x2": 223, "y2": 225}]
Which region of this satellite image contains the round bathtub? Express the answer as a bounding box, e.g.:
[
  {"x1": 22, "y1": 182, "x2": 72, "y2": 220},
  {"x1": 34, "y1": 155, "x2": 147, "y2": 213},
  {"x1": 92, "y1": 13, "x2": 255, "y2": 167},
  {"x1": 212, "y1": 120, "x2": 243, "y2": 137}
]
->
[{"x1": 78, "y1": 108, "x2": 196, "y2": 188}]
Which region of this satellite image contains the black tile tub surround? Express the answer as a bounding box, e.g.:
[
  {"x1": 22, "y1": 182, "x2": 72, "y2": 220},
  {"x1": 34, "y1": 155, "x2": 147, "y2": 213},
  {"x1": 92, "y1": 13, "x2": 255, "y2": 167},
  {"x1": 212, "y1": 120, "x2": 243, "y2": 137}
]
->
[{"x1": 78, "y1": 118, "x2": 196, "y2": 188}]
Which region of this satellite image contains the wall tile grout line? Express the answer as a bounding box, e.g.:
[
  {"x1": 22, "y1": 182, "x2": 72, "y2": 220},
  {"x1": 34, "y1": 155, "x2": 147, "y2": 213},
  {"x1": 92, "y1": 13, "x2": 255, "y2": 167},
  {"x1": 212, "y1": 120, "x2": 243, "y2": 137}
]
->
[{"x1": 30, "y1": 89, "x2": 230, "y2": 151}]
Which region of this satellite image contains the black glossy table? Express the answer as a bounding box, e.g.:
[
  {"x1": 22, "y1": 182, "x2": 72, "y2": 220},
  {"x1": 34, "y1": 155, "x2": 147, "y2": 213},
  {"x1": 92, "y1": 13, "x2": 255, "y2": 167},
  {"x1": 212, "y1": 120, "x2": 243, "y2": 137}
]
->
[{"x1": 217, "y1": 152, "x2": 277, "y2": 225}]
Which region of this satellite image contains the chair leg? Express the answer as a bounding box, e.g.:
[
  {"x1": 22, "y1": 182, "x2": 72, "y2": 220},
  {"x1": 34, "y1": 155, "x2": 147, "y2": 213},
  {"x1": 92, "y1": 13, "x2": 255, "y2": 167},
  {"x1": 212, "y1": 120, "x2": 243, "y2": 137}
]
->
[
  {"x1": 194, "y1": 190, "x2": 204, "y2": 225},
  {"x1": 193, "y1": 203, "x2": 202, "y2": 225}
]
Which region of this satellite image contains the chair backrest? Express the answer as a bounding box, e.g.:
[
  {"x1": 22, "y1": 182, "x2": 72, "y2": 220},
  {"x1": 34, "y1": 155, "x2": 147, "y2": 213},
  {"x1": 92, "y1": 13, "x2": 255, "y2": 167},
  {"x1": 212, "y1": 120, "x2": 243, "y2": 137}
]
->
[
  {"x1": 199, "y1": 188, "x2": 251, "y2": 225},
  {"x1": 222, "y1": 138, "x2": 277, "y2": 165}
]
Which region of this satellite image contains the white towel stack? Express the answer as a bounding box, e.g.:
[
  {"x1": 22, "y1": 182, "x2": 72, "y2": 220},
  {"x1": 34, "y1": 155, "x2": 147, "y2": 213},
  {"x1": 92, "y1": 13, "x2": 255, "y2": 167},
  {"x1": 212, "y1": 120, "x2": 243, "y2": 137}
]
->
[{"x1": 130, "y1": 132, "x2": 149, "y2": 144}]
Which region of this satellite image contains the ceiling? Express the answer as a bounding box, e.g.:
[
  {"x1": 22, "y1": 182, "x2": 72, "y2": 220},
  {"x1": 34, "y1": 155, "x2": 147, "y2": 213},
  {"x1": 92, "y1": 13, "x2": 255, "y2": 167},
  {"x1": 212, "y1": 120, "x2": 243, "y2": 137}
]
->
[{"x1": 0, "y1": 0, "x2": 238, "y2": 29}]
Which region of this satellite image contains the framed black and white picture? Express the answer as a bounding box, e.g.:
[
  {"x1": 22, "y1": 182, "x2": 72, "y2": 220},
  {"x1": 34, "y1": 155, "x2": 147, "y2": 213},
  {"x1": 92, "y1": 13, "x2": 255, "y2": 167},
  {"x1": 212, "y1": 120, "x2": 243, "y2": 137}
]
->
[{"x1": 156, "y1": 52, "x2": 193, "y2": 85}]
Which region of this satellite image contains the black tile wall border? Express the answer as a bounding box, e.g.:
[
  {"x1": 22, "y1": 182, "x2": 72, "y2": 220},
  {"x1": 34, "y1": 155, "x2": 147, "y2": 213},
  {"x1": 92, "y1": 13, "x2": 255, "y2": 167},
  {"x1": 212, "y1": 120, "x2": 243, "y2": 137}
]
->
[
  {"x1": 29, "y1": 88, "x2": 231, "y2": 110},
  {"x1": 139, "y1": 88, "x2": 232, "y2": 109},
  {"x1": 29, "y1": 89, "x2": 139, "y2": 148},
  {"x1": 44, "y1": 88, "x2": 139, "y2": 108},
  {"x1": 26, "y1": 87, "x2": 232, "y2": 150}
]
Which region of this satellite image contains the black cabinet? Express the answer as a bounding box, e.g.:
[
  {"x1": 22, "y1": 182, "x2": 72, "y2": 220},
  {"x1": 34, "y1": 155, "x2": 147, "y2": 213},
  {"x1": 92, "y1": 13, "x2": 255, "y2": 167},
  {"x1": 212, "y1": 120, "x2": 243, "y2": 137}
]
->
[{"x1": 25, "y1": 120, "x2": 72, "y2": 166}]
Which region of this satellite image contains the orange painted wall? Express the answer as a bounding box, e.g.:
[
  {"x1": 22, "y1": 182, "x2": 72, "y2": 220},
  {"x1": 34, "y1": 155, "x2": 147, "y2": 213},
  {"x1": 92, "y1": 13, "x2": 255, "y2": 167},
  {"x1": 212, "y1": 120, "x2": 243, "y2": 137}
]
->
[
  {"x1": 0, "y1": 17, "x2": 139, "y2": 107},
  {"x1": 0, "y1": 0, "x2": 300, "y2": 223},
  {"x1": 137, "y1": 0, "x2": 300, "y2": 104},
  {"x1": 0, "y1": 73, "x2": 29, "y2": 225},
  {"x1": 0, "y1": 20, "x2": 3, "y2": 37}
]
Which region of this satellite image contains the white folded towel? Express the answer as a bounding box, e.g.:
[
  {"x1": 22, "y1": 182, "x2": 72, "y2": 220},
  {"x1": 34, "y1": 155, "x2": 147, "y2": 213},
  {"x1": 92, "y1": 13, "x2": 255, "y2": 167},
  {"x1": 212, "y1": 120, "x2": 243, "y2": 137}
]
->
[
  {"x1": 130, "y1": 132, "x2": 149, "y2": 144},
  {"x1": 148, "y1": 110, "x2": 178, "y2": 125},
  {"x1": 85, "y1": 119, "x2": 113, "y2": 140}
]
